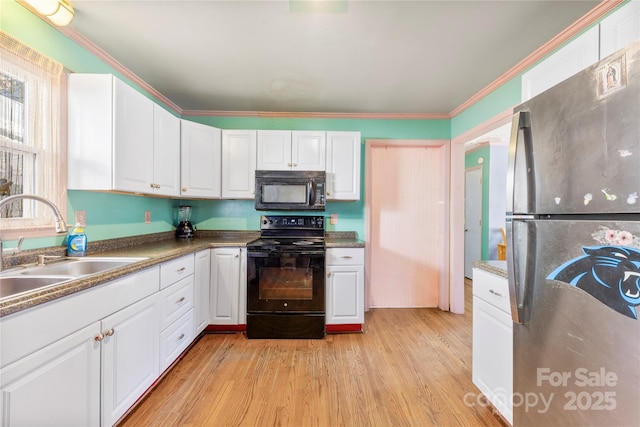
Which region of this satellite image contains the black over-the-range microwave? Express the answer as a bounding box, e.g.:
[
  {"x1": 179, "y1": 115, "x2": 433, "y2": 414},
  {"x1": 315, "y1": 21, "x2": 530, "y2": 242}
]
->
[{"x1": 254, "y1": 170, "x2": 326, "y2": 211}]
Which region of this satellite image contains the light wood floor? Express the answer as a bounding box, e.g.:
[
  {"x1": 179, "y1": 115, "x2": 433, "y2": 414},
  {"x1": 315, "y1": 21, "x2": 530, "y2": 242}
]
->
[{"x1": 120, "y1": 281, "x2": 504, "y2": 426}]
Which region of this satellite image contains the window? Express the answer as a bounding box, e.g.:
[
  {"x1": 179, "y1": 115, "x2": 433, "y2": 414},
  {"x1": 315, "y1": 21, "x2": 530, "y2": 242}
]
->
[{"x1": 0, "y1": 32, "x2": 66, "y2": 239}]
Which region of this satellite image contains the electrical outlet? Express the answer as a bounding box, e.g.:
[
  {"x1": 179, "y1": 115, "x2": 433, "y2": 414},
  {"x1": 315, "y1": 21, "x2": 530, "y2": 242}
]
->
[
  {"x1": 75, "y1": 210, "x2": 86, "y2": 227},
  {"x1": 330, "y1": 213, "x2": 338, "y2": 225},
  {"x1": 144, "y1": 210, "x2": 151, "y2": 224}
]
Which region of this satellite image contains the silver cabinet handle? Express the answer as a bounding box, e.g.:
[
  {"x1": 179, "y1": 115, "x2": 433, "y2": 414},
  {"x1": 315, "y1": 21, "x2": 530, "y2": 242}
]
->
[
  {"x1": 177, "y1": 267, "x2": 186, "y2": 272},
  {"x1": 176, "y1": 296, "x2": 186, "y2": 304},
  {"x1": 341, "y1": 256, "x2": 352, "y2": 259},
  {"x1": 182, "y1": 187, "x2": 188, "y2": 192},
  {"x1": 177, "y1": 333, "x2": 185, "y2": 341},
  {"x1": 94, "y1": 333, "x2": 104, "y2": 342},
  {"x1": 489, "y1": 289, "x2": 504, "y2": 298},
  {"x1": 104, "y1": 328, "x2": 115, "y2": 337}
]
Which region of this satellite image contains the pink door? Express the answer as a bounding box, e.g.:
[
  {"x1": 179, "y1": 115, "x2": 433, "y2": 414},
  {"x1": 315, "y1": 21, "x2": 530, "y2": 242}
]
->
[{"x1": 368, "y1": 142, "x2": 449, "y2": 308}]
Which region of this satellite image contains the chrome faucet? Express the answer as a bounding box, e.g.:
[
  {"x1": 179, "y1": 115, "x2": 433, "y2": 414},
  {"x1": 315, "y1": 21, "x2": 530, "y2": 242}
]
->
[{"x1": 0, "y1": 194, "x2": 68, "y2": 271}]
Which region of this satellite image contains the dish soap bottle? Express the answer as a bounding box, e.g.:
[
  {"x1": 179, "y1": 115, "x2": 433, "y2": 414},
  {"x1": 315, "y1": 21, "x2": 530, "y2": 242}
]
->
[{"x1": 67, "y1": 223, "x2": 87, "y2": 257}]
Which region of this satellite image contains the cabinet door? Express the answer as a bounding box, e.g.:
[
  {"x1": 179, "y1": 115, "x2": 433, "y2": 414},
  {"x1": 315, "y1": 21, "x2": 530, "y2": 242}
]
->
[
  {"x1": 180, "y1": 120, "x2": 222, "y2": 198},
  {"x1": 222, "y1": 130, "x2": 257, "y2": 199},
  {"x1": 472, "y1": 296, "x2": 513, "y2": 424},
  {"x1": 521, "y1": 26, "x2": 599, "y2": 101},
  {"x1": 600, "y1": 0, "x2": 640, "y2": 58},
  {"x1": 326, "y1": 264, "x2": 365, "y2": 324},
  {"x1": 67, "y1": 73, "x2": 114, "y2": 190},
  {"x1": 152, "y1": 104, "x2": 181, "y2": 196},
  {"x1": 326, "y1": 131, "x2": 361, "y2": 200},
  {"x1": 292, "y1": 131, "x2": 326, "y2": 171},
  {"x1": 256, "y1": 130, "x2": 292, "y2": 170},
  {"x1": 210, "y1": 247, "x2": 241, "y2": 324},
  {"x1": 113, "y1": 77, "x2": 155, "y2": 193},
  {"x1": 0, "y1": 322, "x2": 101, "y2": 427},
  {"x1": 101, "y1": 293, "x2": 160, "y2": 427},
  {"x1": 194, "y1": 249, "x2": 211, "y2": 333}
]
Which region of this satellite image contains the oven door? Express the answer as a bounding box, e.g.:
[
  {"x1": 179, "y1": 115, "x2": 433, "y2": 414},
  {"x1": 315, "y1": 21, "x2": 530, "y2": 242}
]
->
[{"x1": 247, "y1": 250, "x2": 325, "y2": 313}]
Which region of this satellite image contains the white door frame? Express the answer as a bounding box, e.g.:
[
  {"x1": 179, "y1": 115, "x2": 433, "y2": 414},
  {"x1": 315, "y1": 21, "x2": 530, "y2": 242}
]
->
[
  {"x1": 365, "y1": 139, "x2": 450, "y2": 311},
  {"x1": 450, "y1": 108, "x2": 512, "y2": 313}
]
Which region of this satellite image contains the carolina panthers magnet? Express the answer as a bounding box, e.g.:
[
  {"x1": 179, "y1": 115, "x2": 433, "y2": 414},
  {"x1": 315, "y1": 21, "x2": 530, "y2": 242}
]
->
[{"x1": 547, "y1": 233, "x2": 640, "y2": 320}]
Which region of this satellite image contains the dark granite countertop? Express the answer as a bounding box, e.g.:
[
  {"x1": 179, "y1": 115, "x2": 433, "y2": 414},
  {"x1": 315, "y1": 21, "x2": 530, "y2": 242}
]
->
[
  {"x1": 472, "y1": 260, "x2": 508, "y2": 279},
  {"x1": 1, "y1": 230, "x2": 363, "y2": 317}
]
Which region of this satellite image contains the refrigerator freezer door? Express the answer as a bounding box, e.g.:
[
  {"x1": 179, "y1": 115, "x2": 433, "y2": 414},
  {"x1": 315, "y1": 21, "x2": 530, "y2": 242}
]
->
[
  {"x1": 513, "y1": 40, "x2": 640, "y2": 215},
  {"x1": 513, "y1": 219, "x2": 640, "y2": 426}
]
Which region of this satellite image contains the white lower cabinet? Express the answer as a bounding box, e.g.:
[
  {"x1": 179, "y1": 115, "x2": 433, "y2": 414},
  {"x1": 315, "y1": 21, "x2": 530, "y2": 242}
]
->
[
  {"x1": 472, "y1": 267, "x2": 513, "y2": 425},
  {"x1": 0, "y1": 252, "x2": 206, "y2": 427},
  {"x1": 0, "y1": 268, "x2": 161, "y2": 427},
  {"x1": 101, "y1": 293, "x2": 160, "y2": 426},
  {"x1": 209, "y1": 247, "x2": 246, "y2": 325},
  {"x1": 326, "y1": 248, "x2": 365, "y2": 326},
  {"x1": 0, "y1": 322, "x2": 102, "y2": 426},
  {"x1": 158, "y1": 255, "x2": 195, "y2": 373},
  {"x1": 194, "y1": 249, "x2": 211, "y2": 334}
]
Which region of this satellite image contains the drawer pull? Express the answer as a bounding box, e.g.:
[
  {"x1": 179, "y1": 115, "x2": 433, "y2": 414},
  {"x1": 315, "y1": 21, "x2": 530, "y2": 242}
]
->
[
  {"x1": 176, "y1": 296, "x2": 186, "y2": 304},
  {"x1": 177, "y1": 333, "x2": 185, "y2": 341},
  {"x1": 94, "y1": 333, "x2": 104, "y2": 342},
  {"x1": 489, "y1": 289, "x2": 504, "y2": 298},
  {"x1": 341, "y1": 256, "x2": 353, "y2": 259},
  {"x1": 176, "y1": 267, "x2": 186, "y2": 273},
  {"x1": 104, "y1": 328, "x2": 115, "y2": 337}
]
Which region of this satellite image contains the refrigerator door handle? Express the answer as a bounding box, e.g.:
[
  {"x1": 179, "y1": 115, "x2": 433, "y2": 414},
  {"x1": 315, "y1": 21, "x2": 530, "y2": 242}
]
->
[{"x1": 506, "y1": 111, "x2": 532, "y2": 324}]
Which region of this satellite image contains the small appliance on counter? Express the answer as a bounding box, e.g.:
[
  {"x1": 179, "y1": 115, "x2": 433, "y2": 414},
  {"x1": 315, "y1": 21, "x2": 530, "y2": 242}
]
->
[{"x1": 175, "y1": 205, "x2": 195, "y2": 238}]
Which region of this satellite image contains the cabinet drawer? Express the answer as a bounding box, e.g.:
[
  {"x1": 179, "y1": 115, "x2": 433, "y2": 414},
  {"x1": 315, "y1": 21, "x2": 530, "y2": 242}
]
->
[
  {"x1": 326, "y1": 248, "x2": 364, "y2": 265},
  {"x1": 160, "y1": 254, "x2": 194, "y2": 289},
  {"x1": 159, "y1": 309, "x2": 194, "y2": 372},
  {"x1": 472, "y1": 268, "x2": 510, "y2": 314},
  {"x1": 159, "y1": 276, "x2": 194, "y2": 330}
]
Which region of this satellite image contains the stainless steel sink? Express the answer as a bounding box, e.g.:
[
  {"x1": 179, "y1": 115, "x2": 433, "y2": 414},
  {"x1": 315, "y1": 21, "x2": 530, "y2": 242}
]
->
[
  {"x1": 0, "y1": 257, "x2": 147, "y2": 300},
  {"x1": 0, "y1": 275, "x2": 74, "y2": 299},
  {"x1": 18, "y1": 257, "x2": 147, "y2": 277}
]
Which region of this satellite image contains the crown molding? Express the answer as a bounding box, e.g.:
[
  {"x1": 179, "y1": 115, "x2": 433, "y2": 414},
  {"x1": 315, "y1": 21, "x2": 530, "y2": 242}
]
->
[{"x1": 180, "y1": 109, "x2": 449, "y2": 120}]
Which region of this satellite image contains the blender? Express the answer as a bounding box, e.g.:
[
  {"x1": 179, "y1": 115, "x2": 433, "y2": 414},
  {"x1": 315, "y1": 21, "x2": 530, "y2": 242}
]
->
[{"x1": 176, "y1": 206, "x2": 195, "y2": 238}]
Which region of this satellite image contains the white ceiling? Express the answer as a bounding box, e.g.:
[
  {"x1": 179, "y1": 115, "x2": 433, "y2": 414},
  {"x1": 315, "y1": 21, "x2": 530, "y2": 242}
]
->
[{"x1": 66, "y1": 0, "x2": 600, "y2": 115}]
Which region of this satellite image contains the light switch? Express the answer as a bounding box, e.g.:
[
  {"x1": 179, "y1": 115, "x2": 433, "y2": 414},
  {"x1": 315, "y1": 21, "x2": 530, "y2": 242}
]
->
[
  {"x1": 144, "y1": 210, "x2": 151, "y2": 224},
  {"x1": 330, "y1": 213, "x2": 338, "y2": 225}
]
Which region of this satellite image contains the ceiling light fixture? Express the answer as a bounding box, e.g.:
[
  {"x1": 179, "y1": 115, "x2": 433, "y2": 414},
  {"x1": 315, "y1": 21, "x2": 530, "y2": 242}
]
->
[{"x1": 22, "y1": 0, "x2": 74, "y2": 26}]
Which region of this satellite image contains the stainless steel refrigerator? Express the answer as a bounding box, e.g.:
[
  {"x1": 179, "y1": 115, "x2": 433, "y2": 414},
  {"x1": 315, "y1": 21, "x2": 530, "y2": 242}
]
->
[{"x1": 507, "y1": 39, "x2": 640, "y2": 426}]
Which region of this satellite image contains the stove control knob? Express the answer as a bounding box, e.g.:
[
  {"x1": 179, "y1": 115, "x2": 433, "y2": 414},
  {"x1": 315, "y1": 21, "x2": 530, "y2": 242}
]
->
[{"x1": 283, "y1": 302, "x2": 288, "y2": 307}]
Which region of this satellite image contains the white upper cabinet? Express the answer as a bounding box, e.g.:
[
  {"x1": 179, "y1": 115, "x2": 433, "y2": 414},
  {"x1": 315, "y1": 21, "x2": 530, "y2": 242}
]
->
[
  {"x1": 600, "y1": 0, "x2": 640, "y2": 58},
  {"x1": 292, "y1": 131, "x2": 326, "y2": 171},
  {"x1": 257, "y1": 130, "x2": 325, "y2": 171},
  {"x1": 180, "y1": 119, "x2": 222, "y2": 198},
  {"x1": 222, "y1": 130, "x2": 257, "y2": 199},
  {"x1": 522, "y1": 2, "x2": 640, "y2": 102},
  {"x1": 68, "y1": 74, "x2": 180, "y2": 196},
  {"x1": 326, "y1": 131, "x2": 361, "y2": 201},
  {"x1": 112, "y1": 77, "x2": 155, "y2": 193},
  {"x1": 521, "y1": 26, "x2": 599, "y2": 101},
  {"x1": 256, "y1": 130, "x2": 292, "y2": 171},
  {"x1": 152, "y1": 104, "x2": 181, "y2": 197}
]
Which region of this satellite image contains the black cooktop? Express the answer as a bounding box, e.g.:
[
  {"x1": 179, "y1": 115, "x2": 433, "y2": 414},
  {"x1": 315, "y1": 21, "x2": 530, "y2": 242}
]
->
[{"x1": 248, "y1": 215, "x2": 326, "y2": 252}]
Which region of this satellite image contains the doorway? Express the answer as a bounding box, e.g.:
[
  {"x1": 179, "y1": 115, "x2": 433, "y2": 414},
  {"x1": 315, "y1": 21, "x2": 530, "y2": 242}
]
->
[
  {"x1": 366, "y1": 140, "x2": 449, "y2": 308},
  {"x1": 464, "y1": 166, "x2": 482, "y2": 278}
]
